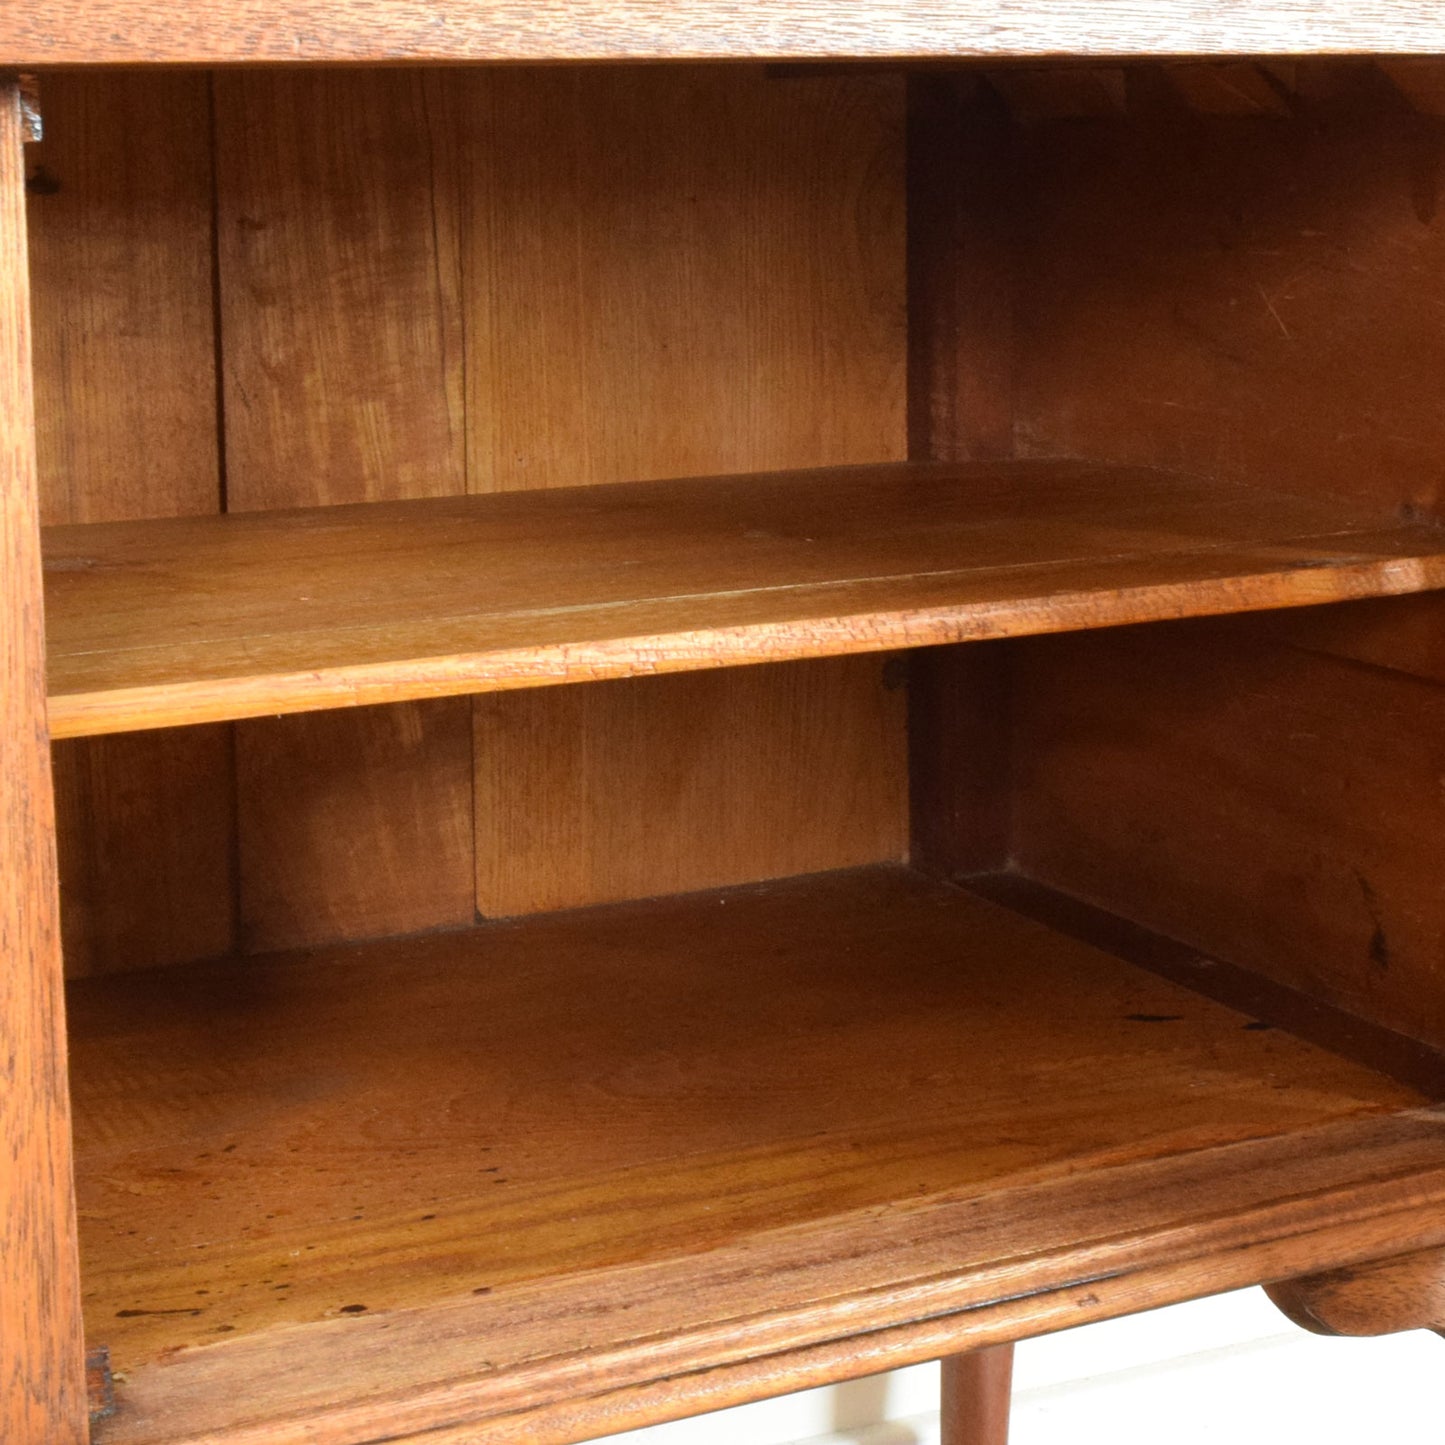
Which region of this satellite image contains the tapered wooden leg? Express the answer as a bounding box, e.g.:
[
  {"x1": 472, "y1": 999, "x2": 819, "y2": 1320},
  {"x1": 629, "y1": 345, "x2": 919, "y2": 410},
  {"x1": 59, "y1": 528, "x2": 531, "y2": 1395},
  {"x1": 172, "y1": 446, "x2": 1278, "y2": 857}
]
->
[{"x1": 941, "y1": 1345, "x2": 1014, "y2": 1445}]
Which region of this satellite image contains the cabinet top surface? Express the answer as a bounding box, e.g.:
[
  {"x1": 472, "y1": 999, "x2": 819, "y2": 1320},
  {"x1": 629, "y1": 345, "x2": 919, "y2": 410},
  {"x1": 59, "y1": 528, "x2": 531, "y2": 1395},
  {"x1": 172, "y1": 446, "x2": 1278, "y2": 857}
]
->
[{"x1": 8, "y1": 1, "x2": 1445, "y2": 67}]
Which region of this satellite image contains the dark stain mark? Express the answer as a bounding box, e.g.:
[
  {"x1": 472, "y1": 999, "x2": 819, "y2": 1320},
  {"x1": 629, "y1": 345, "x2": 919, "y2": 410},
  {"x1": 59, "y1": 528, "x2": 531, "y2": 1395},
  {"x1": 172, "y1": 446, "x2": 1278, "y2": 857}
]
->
[
  {"x1": 1076, "y1": 1293, "x2": 1100, "y2": 1307},
  {"x1": 1125, "y1": 1013, "x2": 1184, "y2": 1023},
  {"x1": 222, "y1": 1143, "x2": 238, "y2": 1153},
  {"x1": 86, "y1": 1347, "x2": 116, "y2": 1424},
  {"x1": 339, "y1": 1304, "x2": 368, "y2": 1315},
  {"x1": 420, "y1": 1213, "x2": 436, "y2": 1221},
  {"x1": 1243, "y1": 1021, "x2": 1276, "y2": 1032},
  {"x1": 25, "y1": 165, "x2": 60, "y2": 196},
  {"x1": 480, "y1": 1165, "x2": 500, "y2": 1173},
  {"x1": 116, "y1": 1307, "x2": 202, "y2": 1318},
  {"x1": 493, "y1": 1178, "x2": 509, "y2": 1185},
  {"x1": 472, "y1": 1286, "x2": 493, "y2": 1296},
  {"x1": 1356, "y1": 872, "x2": 1391, "y2": 973},
  {"x1": 273, "y1": 1283, "x2": 291, "y2": 1290},
  {"x1": 212, "y1": 1324, "x2": 236, "y2": 1334}
]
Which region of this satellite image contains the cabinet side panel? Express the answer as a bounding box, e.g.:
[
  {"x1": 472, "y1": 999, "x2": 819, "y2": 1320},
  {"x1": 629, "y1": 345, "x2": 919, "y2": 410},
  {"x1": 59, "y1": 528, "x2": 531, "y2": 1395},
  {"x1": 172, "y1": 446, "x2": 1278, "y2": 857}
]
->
[
  {"x1": 1014, "y1": 68, "x2": 1445, "y2": 516},
  {"x1": 461, "y1": 68, "x2": 908, "y2": 916},
  {"x1": 27, "y1": 71, "x2": 235, "y2": 977},
  {"x1": 1008, "y1": 68, "x2": 1445, "y2": 1037},
  {"x1": 1012, "y1": 623, "x2": 1445, "y2": 1053},
  {"x1": 0, "y1": 77, "x2": 87, "y2": 1445},
  {"x1": 215, "y1": 70, "x2": 476, "y2": 950}
]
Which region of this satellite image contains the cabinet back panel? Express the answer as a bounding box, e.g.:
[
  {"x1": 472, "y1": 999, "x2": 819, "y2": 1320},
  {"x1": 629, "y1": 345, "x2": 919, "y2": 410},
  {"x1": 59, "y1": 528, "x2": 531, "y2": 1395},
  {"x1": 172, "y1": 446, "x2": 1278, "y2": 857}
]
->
[
  {"x1": 27, "y1": 72, "x2": 236, "y2": 977},
  {"x1": 33, "y1": 66, "x2": 909, "y2": 963}
]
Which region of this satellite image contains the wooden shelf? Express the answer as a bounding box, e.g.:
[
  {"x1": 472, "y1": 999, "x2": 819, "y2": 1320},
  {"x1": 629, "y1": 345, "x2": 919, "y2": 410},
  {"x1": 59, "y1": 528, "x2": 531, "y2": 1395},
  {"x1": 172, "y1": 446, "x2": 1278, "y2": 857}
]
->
[
  {"x1": 70, "y1": 866, "x2": 1445, "y2": 1445},
  {"x1": 7, "y1": 2, "x2": 1445, "y2": 65},
  {"x1": 43, "y1": 461, "x2": 1445, "y2": 738}
]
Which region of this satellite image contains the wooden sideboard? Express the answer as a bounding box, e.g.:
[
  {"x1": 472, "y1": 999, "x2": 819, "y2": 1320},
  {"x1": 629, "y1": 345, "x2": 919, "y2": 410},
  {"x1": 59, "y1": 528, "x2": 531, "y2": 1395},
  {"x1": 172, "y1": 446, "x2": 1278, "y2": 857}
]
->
[{"x1": 5, "y1": 7, "x2": 1445, "y2": 1444}]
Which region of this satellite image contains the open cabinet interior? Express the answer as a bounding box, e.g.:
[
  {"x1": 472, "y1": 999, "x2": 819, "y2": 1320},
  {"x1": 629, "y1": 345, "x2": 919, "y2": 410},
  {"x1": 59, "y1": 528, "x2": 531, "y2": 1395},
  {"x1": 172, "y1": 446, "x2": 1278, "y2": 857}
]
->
[{"x1": 30, "y1": 59, "x2": 1445, "y2": 1445}]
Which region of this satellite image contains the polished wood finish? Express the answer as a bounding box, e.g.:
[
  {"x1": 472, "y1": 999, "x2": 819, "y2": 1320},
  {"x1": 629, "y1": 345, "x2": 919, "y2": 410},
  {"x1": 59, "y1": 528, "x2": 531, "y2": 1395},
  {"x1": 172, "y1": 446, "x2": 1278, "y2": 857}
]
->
[
  {"x1": 68, "y1": 865, "x2": 1444, "y2": 1444},
  {"x1": 0, "y1": 75, "x2": 87, "y2": 1445},
  {"x1": 14, "y1": 45, "x2": 1445, "y2": 1445},
  {"x1": 1012, "y1": 623, "x2": 1445, "y2": 1053},
  {"x1": 1012, "y1": 81, "x2": 1445, "y2": 522},
  {"x1": 906, "y1": 75, "x2": 1013, "y2": 466},
  {"x1": 942, "y1": 1347, "x2": 1014, "y2": 1445},
  {"x1": 1267, "y1": 1247, "x2": 1445, "y2": 1338},
  {"x1": 477, "y1": 659, "x2": 905, "y2": 916},
  {"x1": 971, "y1": 871, "x2": 1445, "y2": 1101},
  {"x1": 8, "y1": 2, "x2": 1445, "y2": 65},
  {"x1": 462, "y1": 66, "x2": 906, "y2": 915},
  {"x1": 51, "y1": 725, "x2": 235, "y2": 976},
  {"x1": 26, "y1": 71, "x2": 235, "y2": 979},
  {"x1": 214, "y1": 70, "x2": 476, "y2": 950},
  {"x1": 904, "y1": 73, "x2": 1016, "y2": 879},
  {"x1": 44, "y1": 460, "x2": 1445, "y2": 738}
]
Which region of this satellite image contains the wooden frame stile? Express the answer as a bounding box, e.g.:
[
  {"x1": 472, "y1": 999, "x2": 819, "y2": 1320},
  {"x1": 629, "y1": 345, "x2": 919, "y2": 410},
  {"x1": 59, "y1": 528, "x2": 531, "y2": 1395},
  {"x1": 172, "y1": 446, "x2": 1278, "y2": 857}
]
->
[
  {"x1": 0, "y1": 73, "x2": 88, "y2": 1445},
  {"x1": 905, "y1": 72, "x2": 1018, "y2": 1443}
]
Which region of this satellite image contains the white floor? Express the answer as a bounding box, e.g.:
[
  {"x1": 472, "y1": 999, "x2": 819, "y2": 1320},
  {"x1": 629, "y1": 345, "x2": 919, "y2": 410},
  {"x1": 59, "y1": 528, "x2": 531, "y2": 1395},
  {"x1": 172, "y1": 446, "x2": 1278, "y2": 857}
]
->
[{"x1": 603, "y1": 1290, "x2": 1442, "y2": 1445}]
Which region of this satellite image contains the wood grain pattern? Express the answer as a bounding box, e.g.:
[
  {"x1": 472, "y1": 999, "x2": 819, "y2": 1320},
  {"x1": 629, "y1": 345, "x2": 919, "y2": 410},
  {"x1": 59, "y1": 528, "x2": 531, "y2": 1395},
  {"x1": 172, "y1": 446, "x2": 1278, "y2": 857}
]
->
[
  {"x1": 477, "y1": 659, "x2": 905, "y2": 916},
  {"x1": 970, "y1": 870, "x2": 1445, "y2": 1099},
  {"x1": 1011, "y1": 623, "x2": 1445, "y2": 1053},
  {"x1": 93, "y1": 1130, "x2": 1445, "y2": 1445},
  {"x1": 67, "y1": 865, "x2": 1435, "y2": 1445},
  {"x1": 26, "y1": 72, "x2": 218, "y2": 528},
  {"x1": 906, "y1": 74, "x2": 1013, "y2": 465},
  {"x1": 236, "y1": 700, "x2": 475, "y2": 950},
  {"x1": 52, "y1": 727, "x2": 235, "y2": 975},
  {"x1": 0, "y1": 75, "x2": 88, "y2": 1445},
  {"x1": 1012, "y1": 87, "x2": 1445, "y2": 519},
  {"x1": 908, "y1": 644, "x2": 1013, "y2": 879},
  {"x1": 461, "y1": 66, "x2": 905, "y2": 913},
  {"x1": 1267, "y1": 1247, "x2": 1445, "y2": 1337},
  {"x1": 26, "y1": 71, "x2": 234, "y2": 979},
  {"x1": 10, "y1": 2, "x2": 1445, "y2": 65},
  {"x1": 941, "y1": 1347, "x2": 1014, "y2": 1445},
  {"x1": 905, "y1": 74, "x2": 1016, "y2": 879},
  {"x1": 214, "y1": 70, "x2": 475, "y2": 950},
  {"x1": 458, "y1": 67, "x2": 903, "y2": 493},
  {"x1": 41, "y1": 461, "x2": 1445, "y2": 737}
]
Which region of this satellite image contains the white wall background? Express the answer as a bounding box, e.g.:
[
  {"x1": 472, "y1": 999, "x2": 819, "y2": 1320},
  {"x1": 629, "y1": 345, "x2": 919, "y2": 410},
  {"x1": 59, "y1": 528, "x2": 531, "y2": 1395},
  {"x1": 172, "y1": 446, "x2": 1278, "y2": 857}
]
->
[{"x1": 605, "y1": 1290, "x2": 1442, "y2": 1445}]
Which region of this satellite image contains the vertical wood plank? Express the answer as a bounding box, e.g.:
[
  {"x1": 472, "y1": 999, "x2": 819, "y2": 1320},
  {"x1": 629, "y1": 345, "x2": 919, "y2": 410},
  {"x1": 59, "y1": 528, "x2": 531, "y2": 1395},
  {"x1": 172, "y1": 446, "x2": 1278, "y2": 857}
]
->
[
  {"x1": 27, "y1": 71, "x2": 234, "y2": 977},
  {"x1": 906, "y1": 74, "x2": 1016, "y2": 880},
  {"x1": 236, "y1": 701, "x2": 475, "y2": 952},
  {"x1": 0, "y1": 74, "x2": 87, "y2": 1445},
  {"x1": 51, "y1": 726, "x2": 235, "y2": 974},
  {"x1": 216, "y1": 70, "x2": 475, "y2": 950},
  {"x1": 476, "y1": 659, "x2": 907, "y2": 918},
  {"x1": 463, "y1": 68, "x2": 908, "y2": 915}
]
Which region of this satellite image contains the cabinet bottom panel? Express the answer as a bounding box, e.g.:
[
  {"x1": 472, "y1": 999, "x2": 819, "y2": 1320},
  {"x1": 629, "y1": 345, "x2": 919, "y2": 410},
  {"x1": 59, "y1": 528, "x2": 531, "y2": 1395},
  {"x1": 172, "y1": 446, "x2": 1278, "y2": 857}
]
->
[{"x1": 67, "y1": 865, "x2": 1445, "y2": 1445}]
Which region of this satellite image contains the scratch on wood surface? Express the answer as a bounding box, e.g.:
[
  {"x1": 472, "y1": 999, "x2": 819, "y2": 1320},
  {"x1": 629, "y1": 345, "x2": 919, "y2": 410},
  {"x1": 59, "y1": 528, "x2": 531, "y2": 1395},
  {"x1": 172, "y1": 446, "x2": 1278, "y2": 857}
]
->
[{"x1": 1257, "y1": 284, "x2": 1292, "y2": 340}]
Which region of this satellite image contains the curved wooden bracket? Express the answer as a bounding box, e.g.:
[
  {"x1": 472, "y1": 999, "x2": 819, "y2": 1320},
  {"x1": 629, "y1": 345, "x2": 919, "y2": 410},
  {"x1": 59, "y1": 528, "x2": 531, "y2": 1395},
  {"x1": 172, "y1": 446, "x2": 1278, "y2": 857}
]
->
[{"x1": 1266, "y1": 1247, "x2": 1445, "y2": 1339}]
